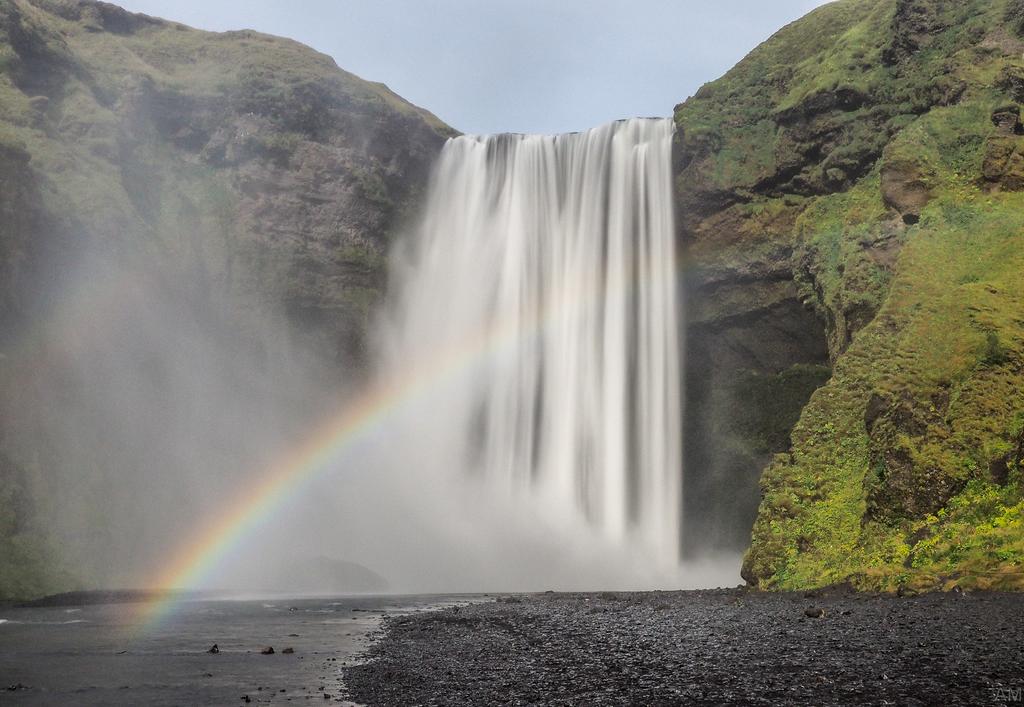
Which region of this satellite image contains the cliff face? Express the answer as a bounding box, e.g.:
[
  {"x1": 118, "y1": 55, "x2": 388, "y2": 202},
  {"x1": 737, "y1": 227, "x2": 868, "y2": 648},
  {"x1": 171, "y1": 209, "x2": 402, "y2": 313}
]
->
[
  {"x1": 4, "y1": 0, "x2": 1022, "y2": 598},
  {"x1": 676, "y1": 0, "x2": 1024, "y2": 591},
  {"x1": 0, "y1": 0, "x2": 453, "y2": 597},
  {"x1": 0, "y1": 0, "x2": 453, "y2": 364}
]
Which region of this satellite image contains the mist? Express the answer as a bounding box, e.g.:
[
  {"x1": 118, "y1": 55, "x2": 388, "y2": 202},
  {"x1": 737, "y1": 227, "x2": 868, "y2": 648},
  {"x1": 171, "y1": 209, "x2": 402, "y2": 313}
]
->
[
  {"x1": 0, "y1": 234, "x2": 344, "y2": 590},
  {"x1": 2, "y1": 123, "x2": 740, "y2": 596},
  {"x1": 0, "y1": 16, "x2": 747, "y2": 595}
]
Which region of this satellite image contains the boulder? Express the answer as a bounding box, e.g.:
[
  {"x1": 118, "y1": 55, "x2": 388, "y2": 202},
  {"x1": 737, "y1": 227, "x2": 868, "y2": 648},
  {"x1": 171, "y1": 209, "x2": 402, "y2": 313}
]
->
[
  {"x1": 991, "y1": 105, "x2": 1023, "y2": 135},
  {"x1": 983, "y1": 135, "x2": 1024, "y2": 191},
  {"x1": 881, "y1": 158, "x2": 932, "y2": 224}
]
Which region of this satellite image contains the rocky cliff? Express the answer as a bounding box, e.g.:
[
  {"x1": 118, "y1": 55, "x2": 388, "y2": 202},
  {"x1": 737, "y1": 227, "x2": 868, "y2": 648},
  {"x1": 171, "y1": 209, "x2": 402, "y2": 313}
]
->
[
  {"x1": 4, "y1": 0, "x2": 1023, "y2": 599},
  {"x1": 676, "y1": 0, "x2": 1024, "y2": 591},
  {"x1": 0, "y1": 0, "x2": 453, "y2": 364},
  {"x1": 0, "y1": 0, "x2": 453, "y2": 597}
]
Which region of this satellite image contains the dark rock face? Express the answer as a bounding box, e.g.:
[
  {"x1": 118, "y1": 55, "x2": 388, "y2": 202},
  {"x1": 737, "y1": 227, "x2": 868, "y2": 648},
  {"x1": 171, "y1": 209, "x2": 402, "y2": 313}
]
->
[
  {"x1": 990, "y1": 104, "x2": 1023, "y2": 134},
  {"x1": 983, "y1": 106, "x2": 1024, "y2": 191},
  {"x1": 881, "y1": 0, "x2": 949, "y2": 66},
  {"x1": 880, "y1": 158, "x2": 932, "y2": 224},
  {"x1": 681, "y1": 247, "x2": 831, "y2": 554},
  {"x1": 863, "y1": 388, "x2": 964, "y2": 523},
  {"x1": 1007, "y1": 0, "x2": 1024, "y2": 38},
  {"x1": 997, "y1": 67, "x2": 1024, "y2": 103},
  {"x1": 982, "y1": 137, "x2": 1024, "y2": 190}
]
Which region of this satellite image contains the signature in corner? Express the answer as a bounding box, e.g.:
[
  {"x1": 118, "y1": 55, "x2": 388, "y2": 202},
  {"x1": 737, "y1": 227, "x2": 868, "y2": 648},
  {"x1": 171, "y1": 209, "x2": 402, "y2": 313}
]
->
[{"x1": 990, "y1": 685, "x2": 1023, "y2": 703}]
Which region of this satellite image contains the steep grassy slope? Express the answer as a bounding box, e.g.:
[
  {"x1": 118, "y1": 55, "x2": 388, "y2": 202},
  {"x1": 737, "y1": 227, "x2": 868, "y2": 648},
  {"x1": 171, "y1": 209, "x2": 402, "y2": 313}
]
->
[
  {"x1": 675, "y1": 0, "x2": 1024, "y2": 591},
  {"x1": 0, "y1": 0, "x2": 453, "y2": 598},
  {"x1": 0, "y1": 0, "x2": 452, "y2": 360}
]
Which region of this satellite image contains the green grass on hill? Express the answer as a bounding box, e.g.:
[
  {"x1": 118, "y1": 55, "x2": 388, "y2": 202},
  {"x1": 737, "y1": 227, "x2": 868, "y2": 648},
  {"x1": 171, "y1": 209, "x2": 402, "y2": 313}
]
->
[{"x1": 695, "y1": 0, "x2": 1024, "y2": 592}]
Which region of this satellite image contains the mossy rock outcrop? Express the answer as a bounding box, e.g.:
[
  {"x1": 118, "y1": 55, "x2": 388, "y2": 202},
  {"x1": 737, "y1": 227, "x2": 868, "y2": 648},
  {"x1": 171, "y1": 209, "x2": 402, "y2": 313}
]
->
[{"x1": 675, "y1": 0, "x2": 1024, "y2": 592}]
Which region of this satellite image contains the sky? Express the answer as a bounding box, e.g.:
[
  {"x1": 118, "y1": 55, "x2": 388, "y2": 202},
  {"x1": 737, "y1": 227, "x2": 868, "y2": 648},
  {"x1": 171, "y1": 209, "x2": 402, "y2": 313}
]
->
[{"x1": 115, "y1": 0, "x2": 833, "y2": 136}]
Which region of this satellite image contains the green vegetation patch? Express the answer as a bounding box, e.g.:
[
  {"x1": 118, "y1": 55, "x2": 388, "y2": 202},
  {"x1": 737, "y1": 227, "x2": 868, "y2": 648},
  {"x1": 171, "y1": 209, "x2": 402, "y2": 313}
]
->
[
  {"x1": 670, "y1": 0, "x2": 1024, "y2": 593},
  {"x1": 745, "y1": 119, "x2": 1024, "y2": 593}
]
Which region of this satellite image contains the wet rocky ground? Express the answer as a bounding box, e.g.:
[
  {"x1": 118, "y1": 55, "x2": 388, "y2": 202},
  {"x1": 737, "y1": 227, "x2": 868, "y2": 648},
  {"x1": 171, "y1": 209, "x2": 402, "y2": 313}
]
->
[
  {"x1": 0, "y1": 594, "x2": 477, "y2": 705},
  {"x1": 345, "y1": 588, "x2": 1024, "y2": 706}
]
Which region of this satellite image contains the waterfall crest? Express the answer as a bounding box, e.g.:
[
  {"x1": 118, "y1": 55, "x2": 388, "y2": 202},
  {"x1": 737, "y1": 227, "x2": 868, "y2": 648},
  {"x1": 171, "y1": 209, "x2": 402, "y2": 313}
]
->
[{"x1": 380, "y1": 118, "x2": 682, "y2": 570}]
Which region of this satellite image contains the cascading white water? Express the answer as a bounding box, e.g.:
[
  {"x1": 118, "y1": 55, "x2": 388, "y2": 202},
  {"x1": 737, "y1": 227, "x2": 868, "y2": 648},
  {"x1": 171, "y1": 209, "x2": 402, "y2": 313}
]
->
[{"x1": 379, "y1": 117, "x2": 682, "y2": 573}]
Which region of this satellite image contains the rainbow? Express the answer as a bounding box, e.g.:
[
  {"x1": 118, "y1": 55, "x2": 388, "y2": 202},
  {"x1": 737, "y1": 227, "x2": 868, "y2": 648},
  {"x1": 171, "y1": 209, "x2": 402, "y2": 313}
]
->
[
  {"x1": 135, "y1": 245, "x2": 689, "y2": 628},
  {"x1": 136, "y1": 315, "x2": 513, "y2": 627}
]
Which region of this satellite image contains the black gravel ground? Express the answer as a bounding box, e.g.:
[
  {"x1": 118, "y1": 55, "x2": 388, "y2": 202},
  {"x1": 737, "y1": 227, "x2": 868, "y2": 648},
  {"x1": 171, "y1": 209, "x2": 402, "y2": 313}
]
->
[{"x1": 344, "y1": 588, "x2": 1024, "y2": 706}]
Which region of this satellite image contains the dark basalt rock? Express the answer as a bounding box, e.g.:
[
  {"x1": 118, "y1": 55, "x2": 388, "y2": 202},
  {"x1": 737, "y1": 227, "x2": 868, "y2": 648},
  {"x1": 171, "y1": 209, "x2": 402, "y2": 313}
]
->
[
  {"x1": 882, "y1": 0, "x2": 949, "y2": 66},
  {"x1": 773, "y1": 87, "x2": 871, "y2": 126},
  {"x1": 1007, "y1": 0, "x2": 1024, "y2": 37},
  {"x1": 983, "y1": 135, "x2": 1024, "y2": 191},
  {"x1": 991, "y1": 105, "x2": 1023, "y2": 134},
  {"x1": 864, "y1": 392, "x2": 889, "y2": 432},
  {"x1": 997, "y1": 66, "x2": 1024, "y2": 103},
  {"x1": 880, "y1": 158, "x2": 932, "y2": 224},
  {"x1": 678, "y1": 206, "x2": 833, "y2": 553},
  {"x1": 983, "y1": 106, "x2": 1024, "y2": 191}
]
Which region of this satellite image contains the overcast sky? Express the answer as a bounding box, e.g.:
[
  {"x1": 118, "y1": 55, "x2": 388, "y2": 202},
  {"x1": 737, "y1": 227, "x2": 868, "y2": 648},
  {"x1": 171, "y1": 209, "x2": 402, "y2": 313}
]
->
[{"x1": 115, "y1": 0, "x2": 833, "y2": 135}]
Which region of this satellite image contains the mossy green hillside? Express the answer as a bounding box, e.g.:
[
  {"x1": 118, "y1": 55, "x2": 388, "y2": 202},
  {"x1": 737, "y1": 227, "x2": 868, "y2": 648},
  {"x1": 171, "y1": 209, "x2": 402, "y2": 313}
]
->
[
  {"x1": 747, "y1": 173, "x2": 1024, "y2": 591},
  {"x1": 671, "y1": 0, "x2": 1024, "y2": 592},
  {"x1": 675, "y1": 0, "x2": 990, "y2": 208}
]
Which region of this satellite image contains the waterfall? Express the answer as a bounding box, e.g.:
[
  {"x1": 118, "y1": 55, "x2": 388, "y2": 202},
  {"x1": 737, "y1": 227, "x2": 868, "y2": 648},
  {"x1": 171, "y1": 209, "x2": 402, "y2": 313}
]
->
[{"x1": 379, "y1": 118, "x2": 682, "y2": 572}]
